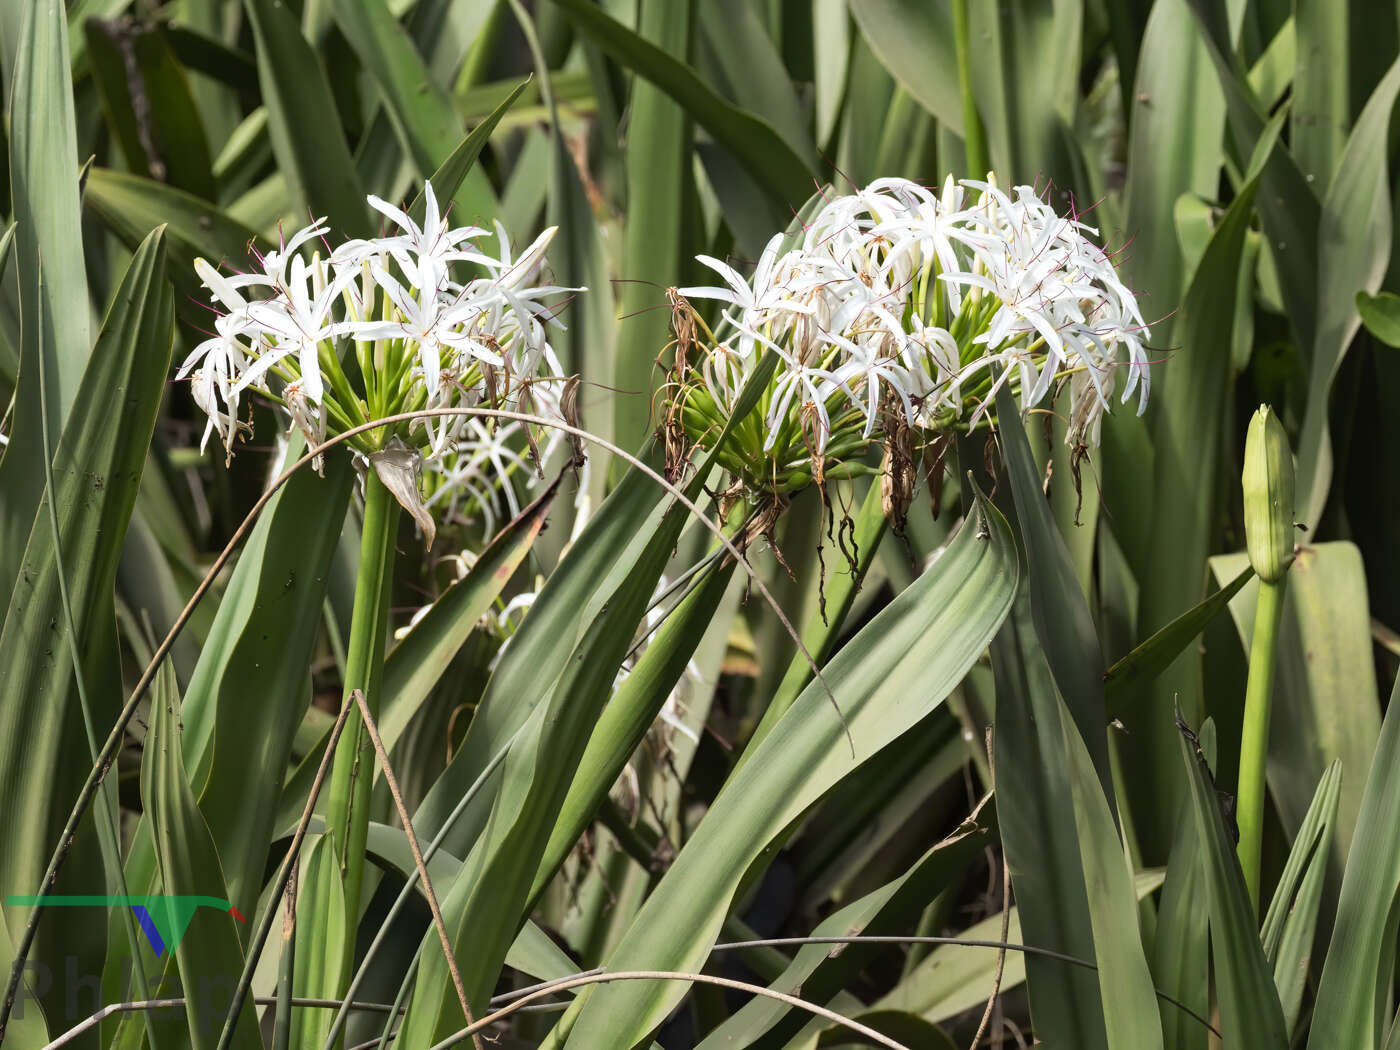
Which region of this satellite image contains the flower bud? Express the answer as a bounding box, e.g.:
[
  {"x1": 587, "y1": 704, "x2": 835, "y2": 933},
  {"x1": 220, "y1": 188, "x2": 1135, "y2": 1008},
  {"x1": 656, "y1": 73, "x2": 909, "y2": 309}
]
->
[{"x1": 1242, "y1": 405, "x2": 1295, "y2": 583}]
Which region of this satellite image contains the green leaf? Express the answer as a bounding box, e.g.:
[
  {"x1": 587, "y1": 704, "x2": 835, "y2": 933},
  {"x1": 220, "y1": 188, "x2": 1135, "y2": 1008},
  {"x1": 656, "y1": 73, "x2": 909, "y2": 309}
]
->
[
  {"x1": 873, "y1": 870, "x2": 1164, "y2": 1028},
  {"x1": 1126, "y1": 156, "x2": 1265, "y2": 858},
  {"x1": 1103, "y1": 565, "x2": 1254, "y2": 715},
  {"x1": 529, "y1": 552, "x2": 738, "y2": 902},
  {"x1": 1261, "y1": 760, "x2": 1340, "y2": 1034},
  {"x1": 1295, "y1": 55, "x2": 1400, "y2": 528},
  {"x1": 84, "y1": 19, "x2": 215, "y2": 200},
  {"x1": 377, "y1": 478, "x2": 557, "y2": 751},
  {"x1": 1177, "y1": 717, "x2": 1289, "y2": 1049},
  {"x1": 697, "y1": 799, "x2": 994, "y2": 1049},
  {"x1": 290, "y1": 837, "x2": 348, "y2": 1049},
  {"x1": 1309, "y1": 673, "x2": 1400, "y2": 1050},
  {"x1": 996, "y1": 379, "x2": 1112, "y2": 798},
  {"x1": 0, "y1": 229, "x2": 172, "y2": 1034},
  {"x1": 744, "y1": 478, "x2": 889, "y2": 756},
  {"x1": 613, "y1": 0, "x2": 690, "y2": 457},
  {"x1": 1059, "y1": 674, "x2": 1165, "y2": 1049},
  {"x1": 330, "y1": 0, "x2": 497, "y2": 223},
  {"x1": 0, "y1": 0, "x2": 93, "y2": 601},
  {"x1": 399, "y1": 465, "x2": 703, "y2": 1039},
  {"x1": 1357, "y1": 290, "x2": 1400, "y2": 348},
  {"x1": 991, "y1": 598, "x2": 1108, "y2": 1049},
  {"x1": 242, "y1": 0, "x2": 370, "y2": 236},
  {"x1": 409, "y1": 77, "x2": 531, "y2": 223},
  {"x1": 141, "y1": 665, "x2": 261, "y2": 1050},
  {"x1": 1153, "y1": 725, "x2": 1215, "y2": 1050},
  {"x1": 84, "y1": 168, "x2": 268, "y2": 326},
  {"x1": 1291, "y1": 0, "x2": 1348, "y2": 186},
  {"x1": 189, "y1": 453, "x2": 354, "y2": 917},
  {"x1": 545, "y1": 489, "x2": 1017, "y2": 1049},
  {"x1": 548, "y1": 0, "x2": 817, "y2": 208},
  {"x1": 1119, "y1": 0, "x2": 1230, "y2": 323},
  {"x1": 846, "y1": 0, "x2": 962, "y2": 133}
]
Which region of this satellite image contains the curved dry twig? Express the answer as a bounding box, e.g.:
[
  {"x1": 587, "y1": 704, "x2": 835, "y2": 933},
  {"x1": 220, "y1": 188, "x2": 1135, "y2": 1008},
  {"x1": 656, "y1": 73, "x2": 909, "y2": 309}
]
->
[
  {"x1": 41, "y1": 993, "x2": 406, "y2": 1050},
  {"x1": 425, "y1": 969, "x2": 914, "y2": 1050}
]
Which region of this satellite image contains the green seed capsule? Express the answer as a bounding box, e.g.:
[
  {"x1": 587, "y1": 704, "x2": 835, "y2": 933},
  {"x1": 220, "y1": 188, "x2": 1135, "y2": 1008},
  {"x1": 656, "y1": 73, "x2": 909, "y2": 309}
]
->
[{"x1": 1242, "y1": 405, "x2": 1296, "y2": 584}]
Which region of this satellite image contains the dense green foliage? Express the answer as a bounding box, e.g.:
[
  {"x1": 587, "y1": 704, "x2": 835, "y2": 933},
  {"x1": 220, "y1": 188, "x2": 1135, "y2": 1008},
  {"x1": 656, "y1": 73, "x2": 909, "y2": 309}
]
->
[{"x1": 0, "y1": 1, "x2": 1396, "y2": 1048}]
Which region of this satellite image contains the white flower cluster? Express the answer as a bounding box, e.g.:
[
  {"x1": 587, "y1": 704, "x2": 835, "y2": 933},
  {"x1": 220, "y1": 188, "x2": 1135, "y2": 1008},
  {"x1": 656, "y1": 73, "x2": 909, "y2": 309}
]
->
[
  {"x1": 679, "y1": 175, "x2": 1150, "y2": 452},
  {"x1": 177, "y1": 183, "x2": 574, "y2": 465}
]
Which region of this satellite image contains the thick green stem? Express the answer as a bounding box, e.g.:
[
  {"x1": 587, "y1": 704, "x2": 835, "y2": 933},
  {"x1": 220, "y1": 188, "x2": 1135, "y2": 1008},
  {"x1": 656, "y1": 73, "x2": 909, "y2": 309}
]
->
[
  {"x1": 1237, "y1": 576, "x2": 1286, "y2": 912},
  {"x1": 951, "y1": 0, "x2": 989, "y2": 178},
  {"x1": 324, "y1": 470, "x2": 402, "y2": 921}
]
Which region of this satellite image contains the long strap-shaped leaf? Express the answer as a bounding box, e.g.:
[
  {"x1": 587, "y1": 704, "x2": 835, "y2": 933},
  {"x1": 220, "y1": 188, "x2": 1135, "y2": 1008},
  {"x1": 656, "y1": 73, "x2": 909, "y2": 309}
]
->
[
  {"x1": 1308, "y1": 671, "x2": 1400, "y2": 1050},
  {"x1": 0, "y1": 0, "x2": 93, "y2": 603},
  {"x1": 0, "y1": 228, "x2": 173, "y2": 1040},
  {"x1": 1178, "y1": 716, "x2": 1289, "y2": 1049},
  {"x1": 541, "y1": 485, "x2": 1016, "y2": 1049}
]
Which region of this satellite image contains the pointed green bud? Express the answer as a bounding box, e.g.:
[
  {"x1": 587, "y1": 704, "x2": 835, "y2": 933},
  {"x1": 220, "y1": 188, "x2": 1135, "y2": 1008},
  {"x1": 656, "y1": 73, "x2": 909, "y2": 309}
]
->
[{"x1": 1242, "y1": 405, "x2": 1295, "y2": 583}]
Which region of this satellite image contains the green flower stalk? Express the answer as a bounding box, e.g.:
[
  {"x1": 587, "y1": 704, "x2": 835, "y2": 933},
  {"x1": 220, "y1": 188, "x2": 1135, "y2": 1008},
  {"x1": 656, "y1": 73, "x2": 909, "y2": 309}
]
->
[
  {"x1": 1237, "y1": 404, "x2": 1297, "y2": 911},
  {"x1": 179, "y1": 182, "x2": 577, "y2": 1005}
]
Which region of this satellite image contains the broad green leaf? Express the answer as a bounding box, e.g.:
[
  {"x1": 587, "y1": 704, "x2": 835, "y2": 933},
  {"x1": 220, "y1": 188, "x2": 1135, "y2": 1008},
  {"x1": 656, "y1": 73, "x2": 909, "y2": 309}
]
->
[
  {"x1": 698, "y1": 798, "x2": 992, "y2": 1049},
  {"x1": 0, "y1": 229, "x2": 172, "y2": 1038},
  {"x1": 968, "y1": 0, "x2": 1085, "y2": 190},
  {"x1": 996, "y1": 380, "x2": 1112, "y2": 797},
  {"x1": 190, "y1": 453, "x2": 354, "y2": 916},
  {"x1": 613, "y1": 0, "x2": 690, "y2": 457},
  {"x1": 1261, "y1": 760, "x2": 1340, "y2": 1034},
  {"x1": 1292, "y1": 0, "x2": 1349, "y2": 186},
  {"x1": 529, "y1": 553, "x2": 737, "y2": 901},
  {"x1": 846, "y1": 0, "x2": 962, "y2": 133},
  {"x1": 378, "y1": 478, "x2": 557, "y2": 751},
  {"x1": 545, "y1": 489, "x2": 1017, "y2": 1049},
  {"x1": 408, "y1": 78, "x2": 530, "y2": 223},
  {"x1": 1295, "y1": 55, "x2": 1400, "y2": 528},
  {"x1": 1210, "y1": 544, "x2": 1380, "y2": 861},
  {"x1": 84, "y1": 19, "x2": 215, "y2": 200},
  {"x1": 1119, "y1": 0, "x2": 1229, "y2": 324},
  {"x1": 141, "y1": 666, "x2": 260, "y2": 1050},
  {"x1": 1357, "y1": 290, "x2": 1400, "y2": 348},
  {"x1": 1309, "y1": 673, "x2": 1400, "y2": 1050},
  {"x1": 0, "y1": 911, "x2": 48, "y2": 1048},
  {"x1": 291, "y1": 837, "x2": 347, "y2": 1049},
  {"x1": 744, "y1": 478, "x2": 889, "y2": 756},
  {"x1": 874, "y1": 870, "x2": 1164, "y2": 1029},
  {"x1": 1182, "y1": 0, "x2": 1320, "y2": 353},
  {"x1": 1153, "y1": 724, "x2": 1216, "y2": 1050},
  {"x1": 1060, "y1": 669, "x2": 1165, "y2": 1049},
  {"x1": 0, "y1": 0, "x2": 93, "y2": 601},
  {"x1": 84, "y1": 169, "x2": 268, "y2": 326},
  {"x1": 330, "y1": 0, "x2": 496, "y2": 223},
  {"x1": 697, "y1": 0, "x2": 813, "y2": 166},
  {"x1": 242, "y1": 0, "x2": 370, "y2": 236},
  {"x1": 1103, "y1": 565, "x2": 1254, "y2": 715},
  {"x1": 409, "y1": 459, "x2": 667, "y2": 862},
  {"x1": 398, "y1": 463, "x2": 705, "y2": 1038},
  {"x1": 1178, "y1": 718, "x2": 1289, "y2": 1049},
  {"x1": 548, "y1": 0, "x2": 817, "y2": 208},
  {"x1": 991, "y1": 598, "x2": 1107, "y2": 1050},
  {"x1": 1126, "y1": 160, "x2": 1263, "y2": 858}
]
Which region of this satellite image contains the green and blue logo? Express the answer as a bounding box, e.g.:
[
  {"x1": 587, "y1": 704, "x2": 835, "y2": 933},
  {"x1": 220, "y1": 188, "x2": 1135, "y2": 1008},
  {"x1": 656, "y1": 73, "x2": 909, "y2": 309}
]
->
[{"x1": 5, "y1": 896, "x2": 245, "y2": 956}]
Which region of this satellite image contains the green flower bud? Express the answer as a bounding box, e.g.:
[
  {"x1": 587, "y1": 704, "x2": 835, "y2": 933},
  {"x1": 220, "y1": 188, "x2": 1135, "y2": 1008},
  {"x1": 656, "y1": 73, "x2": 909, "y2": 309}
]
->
[{"x1": 1242, "y1": 405, "x2": 1295, "y2": 583}]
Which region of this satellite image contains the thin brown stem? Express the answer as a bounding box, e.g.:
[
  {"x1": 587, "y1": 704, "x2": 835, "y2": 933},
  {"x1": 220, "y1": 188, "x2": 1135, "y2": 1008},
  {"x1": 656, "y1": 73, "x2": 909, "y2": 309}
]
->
[
  {"x1": 350, "y1": 691, "x2": 482, "y2": 1050},
  {"x1": 425, "y1": 970, "x2": 914, "y2": 1050}
]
